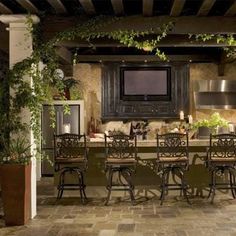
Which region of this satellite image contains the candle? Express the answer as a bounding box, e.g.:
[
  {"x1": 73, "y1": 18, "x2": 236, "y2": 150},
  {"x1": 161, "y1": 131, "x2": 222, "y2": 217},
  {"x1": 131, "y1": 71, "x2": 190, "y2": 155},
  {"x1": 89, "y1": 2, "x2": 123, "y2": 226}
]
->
[
  {"x1": 229, "y1": 123, "x2": 234, "y2": 133},
  {"x1": 180, "y1": 111, "x2": 184, "y2": 120},
  {"x1": 188, "y1": 115, "x2": 193, "y2": 124},
  {"x1": 63, "y1": 123, "x2": 71, "y2": 133}
]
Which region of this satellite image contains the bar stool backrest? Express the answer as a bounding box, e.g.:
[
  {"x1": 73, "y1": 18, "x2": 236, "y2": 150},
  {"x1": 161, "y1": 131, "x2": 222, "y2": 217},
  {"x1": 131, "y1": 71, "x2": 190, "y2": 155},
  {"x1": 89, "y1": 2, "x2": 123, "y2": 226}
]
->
[
  {"x1": 104, "y1": 134, "x2": 137, "y2": 160},
  {"x1": 54, "y1": 133, "x2": 87, "y2": 170},
  {"x1": 156, "y1": 133, "x2": 189, "y2": 159},
  {"x1": 209, "y1": 133, "x2": 236, "y2": 159}
]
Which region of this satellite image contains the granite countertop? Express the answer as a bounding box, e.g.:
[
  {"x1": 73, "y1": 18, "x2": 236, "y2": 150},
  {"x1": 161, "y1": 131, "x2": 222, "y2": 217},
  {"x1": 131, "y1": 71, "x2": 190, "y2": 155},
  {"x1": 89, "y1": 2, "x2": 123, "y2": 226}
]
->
[{"x1": 88, "y1": 138, "x2": 209, "y2": 147}]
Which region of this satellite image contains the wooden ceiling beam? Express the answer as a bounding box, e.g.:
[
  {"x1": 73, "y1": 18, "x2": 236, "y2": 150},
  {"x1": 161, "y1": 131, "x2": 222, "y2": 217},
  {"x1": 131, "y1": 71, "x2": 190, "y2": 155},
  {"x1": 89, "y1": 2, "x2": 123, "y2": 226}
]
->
[
  {"x1": 225, "y1": 1, "x2": 236, "y2": 16},
  {"x1": 41, "y1": 16, "x2": 236, "y2": 41},
  {"x1": 55, "y1": 46, "x2": 72, "y2": 64},
  {"x1": 46, "y1": 0, "x2": 67, "y2": 14},
  {"x1": 170, "y1": 0, "x2": 186, "y2": 16},
  {"x1": 0, "y1": 3, "x2": 13, "y2": 14},
  {"x1": 0, "y1": 22, "x2": 9, "y2": 53},
  {"x1": 78, "y1": 0, "x2": 96, "y2": 15},
  {"x1": 111, "y1": 0, "x2": 124, "y2": 16},
  {"x1": 197, "y1": 0, "x2": 216, "y2": 16},
  {"x1": 143, "y1": 0, "x2": 154, "y2": 17},
  {"x1": 57, "y1": 35, "x2": 230, "y2": 48},
  {"x1": 76, "y1": 54, "x2": 217, "y2": 62},
  {"x1": 16, "y1": 0, "x2": 39, "y2": 14}
]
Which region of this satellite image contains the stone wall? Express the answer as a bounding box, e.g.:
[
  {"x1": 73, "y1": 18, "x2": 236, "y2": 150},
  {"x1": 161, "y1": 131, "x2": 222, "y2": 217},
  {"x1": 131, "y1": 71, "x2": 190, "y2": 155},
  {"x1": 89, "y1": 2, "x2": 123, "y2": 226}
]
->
[{"x1": 73, "y1": 61, "x2": 236, "y2": 135}]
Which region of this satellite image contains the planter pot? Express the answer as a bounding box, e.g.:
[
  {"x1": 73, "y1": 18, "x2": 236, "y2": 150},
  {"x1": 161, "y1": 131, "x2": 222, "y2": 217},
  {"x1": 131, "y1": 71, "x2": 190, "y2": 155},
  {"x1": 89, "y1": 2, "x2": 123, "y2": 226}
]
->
[
  {"x1": 0, "y1": 163, "x2": 31, "y2": 226},
  {"x1": 198, "y1": 126, "x2": 211, "y2": 139}
]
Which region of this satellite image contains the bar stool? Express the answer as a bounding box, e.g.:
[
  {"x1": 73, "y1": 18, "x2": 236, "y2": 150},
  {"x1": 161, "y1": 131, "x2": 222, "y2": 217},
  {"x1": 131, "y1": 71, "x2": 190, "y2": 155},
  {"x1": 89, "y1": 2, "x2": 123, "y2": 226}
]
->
[
  {"x1": 54, "y1": 133, "x2": 88, "y2": 203},
  {"x1": 156, "y1": 132, "x2": 190, "y2": 205},
  {"x1": 104, "y1": 134, "x2": 137, "y2": 205},
  {"x1": 206, "y1": 133, "x2": 236, "y2": 203}
]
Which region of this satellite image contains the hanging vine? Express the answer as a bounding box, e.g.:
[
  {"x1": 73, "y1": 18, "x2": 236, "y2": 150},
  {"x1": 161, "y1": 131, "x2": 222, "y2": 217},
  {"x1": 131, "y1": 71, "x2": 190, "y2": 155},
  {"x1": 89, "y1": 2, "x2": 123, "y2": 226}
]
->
[{"x1": 189, "y1": 33, "x2": 236, "y2": 58}]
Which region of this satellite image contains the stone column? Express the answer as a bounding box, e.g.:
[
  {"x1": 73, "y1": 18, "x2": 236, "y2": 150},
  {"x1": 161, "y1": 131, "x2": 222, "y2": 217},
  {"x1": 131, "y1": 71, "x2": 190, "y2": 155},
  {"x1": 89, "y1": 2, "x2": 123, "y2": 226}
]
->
[{"x1": 0, "y1": 15, "x2": 40, "y2": 219}]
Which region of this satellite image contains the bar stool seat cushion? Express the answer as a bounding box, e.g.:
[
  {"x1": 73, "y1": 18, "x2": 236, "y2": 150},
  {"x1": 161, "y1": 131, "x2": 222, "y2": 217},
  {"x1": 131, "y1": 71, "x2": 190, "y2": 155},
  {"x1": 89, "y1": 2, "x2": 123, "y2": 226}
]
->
[
  {"x1": 210, "y1": 157, "x2": 236, "y2": 162},
  {"x1": 158, "y1": 156, "x2": 188, "y2": 163},
  {"x1": 56, "y1": 157, "x2": 86, "y2": 163},
  {"x1": 106, "y1": 158, "x2": 136, "y2": 165}
]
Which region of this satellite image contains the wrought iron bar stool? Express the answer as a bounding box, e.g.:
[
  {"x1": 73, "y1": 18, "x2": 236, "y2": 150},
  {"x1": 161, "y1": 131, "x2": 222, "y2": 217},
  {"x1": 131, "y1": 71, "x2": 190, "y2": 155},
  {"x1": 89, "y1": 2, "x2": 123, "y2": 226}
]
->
[
  {"x1": 54, "y1": 133, "x2": 88, "y2": 203},
  {"x1": 206, "y1": 133, "x2": 236, "y2": 203},
  {"x1": 156, "y1": 132, "x2": 190, "y2": 205},
  {"x1": 104, "y1": 134, "x2": 137, "y2": 205}
]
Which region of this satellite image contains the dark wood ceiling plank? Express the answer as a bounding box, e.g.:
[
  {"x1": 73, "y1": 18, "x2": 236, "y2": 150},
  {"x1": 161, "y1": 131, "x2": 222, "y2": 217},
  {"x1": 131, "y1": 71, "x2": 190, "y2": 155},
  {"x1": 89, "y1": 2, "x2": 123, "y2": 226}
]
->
[
  {"x1": 55, "y1": 46, "x2": 72, "y2": 64},
  {"x1": 224, "y1": 1, "x2": 236, "y2": 16},
  {"x1": 15, "y1": 0, "x2": 39, "y2": 14},
  {"x1": 46, "y1": 0, "x2": 67, "y2": 14},
  {"x1": 111, "y1": 0, "x2": 124, "y2": 15},
  {"x1": 170, "y1": 0, "x2": 186, "y2": 16},
  {"x1": 197, "y1": 0, "x2": 216, "y2": 16},
  {"x1": 41, "y1": 16, "x2": 236, "y2": 41},
  {"x1": 0, "y1": 3, "x2": 13, "y2": 14},
  {"x1": 143, "y1": 0, "x2": 153, "y2": 16},
  {"x1": 76, "y1": 54, "x2": 217, "y2": 62},
  {"x1": 57, "y1": 35, "x2": 230, "y2": 48},
  {"x1": 78, "y1": 0, "x2": 96, "y2": 15}
]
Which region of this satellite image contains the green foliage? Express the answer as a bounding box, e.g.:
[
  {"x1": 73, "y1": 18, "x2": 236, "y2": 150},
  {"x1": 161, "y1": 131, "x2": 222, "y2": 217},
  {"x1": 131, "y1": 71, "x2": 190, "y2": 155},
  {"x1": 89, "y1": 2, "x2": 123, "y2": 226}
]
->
[
  {"x1": 0, "y1": 136, "x2": 32, "y2": 165},
  {"x1": 189, "y1": 33, "x2": 236, "y2": 58},
  {"x1": 192, "y1": 112, "x2": 228, "y2": 130}
]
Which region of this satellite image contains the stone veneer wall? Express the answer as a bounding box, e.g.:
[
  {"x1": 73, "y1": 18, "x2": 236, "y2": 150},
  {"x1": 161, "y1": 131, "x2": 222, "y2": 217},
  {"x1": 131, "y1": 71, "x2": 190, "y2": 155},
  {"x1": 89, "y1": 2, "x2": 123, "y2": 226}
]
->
[{"x1": 74, "y1": 62, "x2": 236, "y2": 135}]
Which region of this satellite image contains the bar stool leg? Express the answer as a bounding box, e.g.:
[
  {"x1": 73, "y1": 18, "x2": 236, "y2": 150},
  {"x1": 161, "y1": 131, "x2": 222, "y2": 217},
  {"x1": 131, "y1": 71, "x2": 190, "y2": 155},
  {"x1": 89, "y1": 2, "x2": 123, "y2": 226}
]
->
[
  {"x1": 210, "y1": 169, "x2": 217, "y2": 204},
  {"x1": 122, "y1": 168, "x2": 135, "y2": 205},
  {"x1": 57, "y1": 170, "x2": 66, "y2": 199},
  {"x1": 105, "y1": 167, "x2": 113, "y2": 206},
  {"x1": 208, "y1": 170, "x2": 214, "y2": 199},
  {"x1": 229, "y1": 168, "x2": 236, "y2": 199},
  {"x1": 180, "y1": 168, "x2": 191, "y2": 205},
  {"x1": 160, "y1": 169, "x2": 168, "y2": 205}
]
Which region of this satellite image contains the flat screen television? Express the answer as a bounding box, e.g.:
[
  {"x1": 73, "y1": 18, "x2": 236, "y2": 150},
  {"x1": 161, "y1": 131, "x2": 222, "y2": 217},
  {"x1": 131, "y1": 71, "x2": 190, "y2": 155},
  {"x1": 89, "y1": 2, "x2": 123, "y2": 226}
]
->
[{"x1": 120, "y1": 66, "x2": 171, "y2": 101}]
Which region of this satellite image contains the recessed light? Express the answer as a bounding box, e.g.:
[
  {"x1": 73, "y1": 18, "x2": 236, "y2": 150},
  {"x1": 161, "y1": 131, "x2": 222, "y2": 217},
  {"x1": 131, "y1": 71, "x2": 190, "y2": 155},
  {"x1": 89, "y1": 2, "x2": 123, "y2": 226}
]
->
[
  {"x1": 144, "y1": 60, "x2": 147, "y2": 63},
  {"x1": 99, "y1": 60, "x2": 102, "y2": 63},
  {"x1": 189, "y1": 60, "x2": 192, "y2": 63}
]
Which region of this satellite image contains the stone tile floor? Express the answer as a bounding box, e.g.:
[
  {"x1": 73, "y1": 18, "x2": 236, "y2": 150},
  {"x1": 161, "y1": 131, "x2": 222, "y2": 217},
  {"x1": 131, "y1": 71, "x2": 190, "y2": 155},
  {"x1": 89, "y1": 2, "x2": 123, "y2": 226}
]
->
[{"x1": 1, "y1": 178, "x2": 236, "y2": 236}]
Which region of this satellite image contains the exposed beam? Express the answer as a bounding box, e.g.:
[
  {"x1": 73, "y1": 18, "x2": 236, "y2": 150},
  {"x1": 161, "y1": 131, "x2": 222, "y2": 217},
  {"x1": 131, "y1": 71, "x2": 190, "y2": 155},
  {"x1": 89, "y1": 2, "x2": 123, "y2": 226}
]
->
[
  {"x1": 57, "y1": 35, "x2": 231, "y2": 48},
  {"x1": 46, "y1": 0, "x2": 67, "y2": 14},
  {"x1": 55, "y1": 46, "x2": 72, "y2": 64},
  {"x1": 170, "y1": 0, "x2": 186, "y2": 16},
  {"x1": 76, "y1": 54, "x2": 217, "y2": 62},
  {"x1": 197, "y1": 0, "x2": 216, "y2": 16},
  {"x1": 78, "y1": 0, "x2": 96, "y2": 15},
  {"x1": 143, "y1": 0, "x2": 154, "y2": 17},
  {"x1": 16, "y1": 0, "x2": 39, "y2": 14},
  {"x1": 41, "y1": 16, "x2": 236, "y2": 41},
  {"x1": 0, "y1": 3, "x2": 13, "y2": 14},
  {"x1": 111, "y1": 0, "x2": 124, "y2": 16},
  {"x1": 0, "y1": 22, "x2": 9, "y2": 53},
  {"x1": 225, "y1": 1, "x2": 236, "y2": 16}
]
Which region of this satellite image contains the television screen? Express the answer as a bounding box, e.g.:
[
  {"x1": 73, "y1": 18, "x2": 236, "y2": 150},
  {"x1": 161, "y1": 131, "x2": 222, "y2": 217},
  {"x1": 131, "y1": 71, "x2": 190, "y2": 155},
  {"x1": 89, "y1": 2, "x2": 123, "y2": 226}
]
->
[{"x1": 120, "y1": 67, "x2": 171, "y2": 101}]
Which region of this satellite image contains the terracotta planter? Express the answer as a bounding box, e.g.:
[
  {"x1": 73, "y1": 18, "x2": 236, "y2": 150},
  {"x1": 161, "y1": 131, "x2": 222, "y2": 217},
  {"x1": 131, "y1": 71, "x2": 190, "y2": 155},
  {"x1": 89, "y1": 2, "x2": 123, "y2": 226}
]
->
[{"x1": 0, "y1": 163, "x2": 31, "y2": 226}]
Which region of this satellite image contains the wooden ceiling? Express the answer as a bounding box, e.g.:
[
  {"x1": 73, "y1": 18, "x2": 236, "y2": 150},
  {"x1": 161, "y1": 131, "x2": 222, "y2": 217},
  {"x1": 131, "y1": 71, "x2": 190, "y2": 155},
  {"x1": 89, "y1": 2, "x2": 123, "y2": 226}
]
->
[
  {"x1": 0, "y1": 0, "x2": 235, "y2": 17},
  {"x1": 0, "y1": 0, "x2": 236, "y2": 64}
]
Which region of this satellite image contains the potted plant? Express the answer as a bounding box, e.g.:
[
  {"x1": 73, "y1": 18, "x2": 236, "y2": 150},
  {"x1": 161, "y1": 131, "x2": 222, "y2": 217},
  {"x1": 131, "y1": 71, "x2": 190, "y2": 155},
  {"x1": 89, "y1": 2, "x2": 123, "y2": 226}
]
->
[
  {"x1": 192, "y1": 112, "x2": 228, "y2": 138},
  {"x1": 62, "y1": 77, "x2": 79, "y2": 100},
  {"x1": 0, "y1": 135, "x2": 32, "y2": 226}
]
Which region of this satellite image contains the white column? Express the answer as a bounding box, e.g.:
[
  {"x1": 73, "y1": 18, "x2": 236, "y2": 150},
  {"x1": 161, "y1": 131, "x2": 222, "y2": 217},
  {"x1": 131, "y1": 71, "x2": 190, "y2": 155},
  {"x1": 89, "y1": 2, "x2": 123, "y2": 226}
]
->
[{"x1": 0, "y1": 15, "x2": 40, "y2": 219}]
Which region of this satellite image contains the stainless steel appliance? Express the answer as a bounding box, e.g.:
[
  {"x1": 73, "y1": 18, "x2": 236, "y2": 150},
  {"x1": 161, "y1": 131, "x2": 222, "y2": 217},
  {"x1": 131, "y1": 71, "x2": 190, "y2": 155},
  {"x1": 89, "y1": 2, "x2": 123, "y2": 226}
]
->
[{"x1": 41, "y1": 100, "x2": 84, "y2": 176}]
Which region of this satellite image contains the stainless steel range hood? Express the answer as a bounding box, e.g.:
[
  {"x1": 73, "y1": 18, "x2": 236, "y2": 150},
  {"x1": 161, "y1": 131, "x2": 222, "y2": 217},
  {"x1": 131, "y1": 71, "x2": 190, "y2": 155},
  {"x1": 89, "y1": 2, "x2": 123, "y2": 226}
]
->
[{"x1": 194, "y1": 80, "x2": 236, "y2": 109}]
